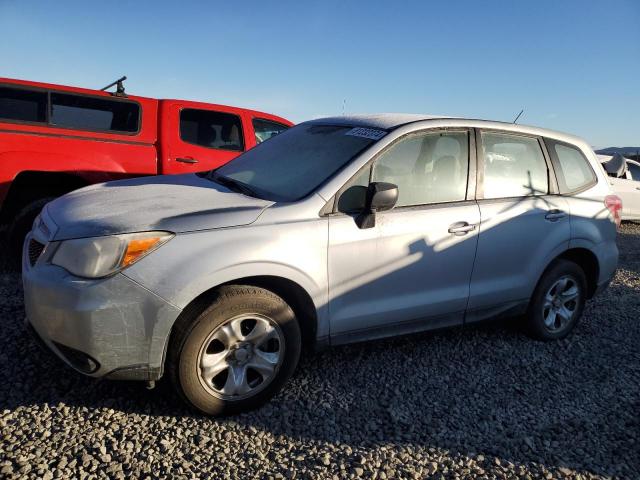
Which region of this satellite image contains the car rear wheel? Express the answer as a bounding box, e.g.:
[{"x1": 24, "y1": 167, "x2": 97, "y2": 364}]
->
[
  {"x1": 525, "y1": 259, "x2": 587, "y2": 340},
  {"x1": 168, "y1": 286, "x2": 301, "y2": 416}
]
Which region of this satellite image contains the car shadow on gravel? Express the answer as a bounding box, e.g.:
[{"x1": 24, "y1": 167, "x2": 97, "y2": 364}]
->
[{"x1": 1, "y1": 226, "x2": 639, "y2": 478}]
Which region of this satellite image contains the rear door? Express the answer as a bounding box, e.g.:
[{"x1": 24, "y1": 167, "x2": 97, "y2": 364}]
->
[
  {"x1": 160, "y1": 101, "x2": 249, "y2": 174},
  {"x1": 467, "y1": 130, "x2": 570, "y2": 320}
]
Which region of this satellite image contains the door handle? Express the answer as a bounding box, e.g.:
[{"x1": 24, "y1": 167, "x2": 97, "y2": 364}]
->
[
  {"x1": 448, "y1": 222, "x2": 477, "y2": 236},
  {"x1": 544, "y1": 209, "x2": 566, "y2": 221},
  {"x1": 176, "y1": 157, "x2": 199, "y2": 164}
]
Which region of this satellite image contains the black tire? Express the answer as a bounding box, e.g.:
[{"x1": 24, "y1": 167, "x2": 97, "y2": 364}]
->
[
  {"x1": 167, "y1": 285, "x2": 301, "y2": 416},
  {"x1": 525, "y1": 259, "x2": 587, "y2": 341},
  {"x1": 7, "y1": 197, "x2": 55, "y2": 270}
]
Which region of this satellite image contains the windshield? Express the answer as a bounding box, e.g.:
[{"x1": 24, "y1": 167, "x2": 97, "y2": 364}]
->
[{"x1": 213, "y1": 124, "x2": 381, "y2": 201}]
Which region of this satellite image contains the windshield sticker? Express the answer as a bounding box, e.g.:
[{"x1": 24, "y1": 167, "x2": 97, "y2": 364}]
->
[{"x1": 345, "y1": 127, "x2": 387, "y2": 141}]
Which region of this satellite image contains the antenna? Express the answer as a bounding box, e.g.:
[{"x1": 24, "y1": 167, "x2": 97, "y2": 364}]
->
[
  {"x1": 342, "y1": 99, "x2": 346, "y2": 116},
  {"x1": 100, "y1": 76, "x2": 127, "y2": 97},
  {"x1": 512, "y1": 109, "x2": 524, "y2": 124}
]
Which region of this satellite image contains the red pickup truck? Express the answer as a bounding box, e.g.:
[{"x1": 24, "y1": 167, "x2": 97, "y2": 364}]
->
[{"x1": 0, "y1": 77, "x2": 292, "y2": 262}]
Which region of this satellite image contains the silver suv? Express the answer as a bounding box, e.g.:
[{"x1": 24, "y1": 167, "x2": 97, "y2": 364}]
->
[{"x1": 23, "y1": 115, "x2": 620, "y2": 415}]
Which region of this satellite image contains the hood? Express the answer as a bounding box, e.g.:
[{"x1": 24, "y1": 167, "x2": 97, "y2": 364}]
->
[{"x1": 45, "y1": 174, "x2": 272, "y2": 240}]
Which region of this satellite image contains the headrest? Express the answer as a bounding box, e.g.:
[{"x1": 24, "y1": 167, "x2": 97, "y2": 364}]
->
[{"x1": 221, "y1": 123, "x2": 239, "y2": 142}]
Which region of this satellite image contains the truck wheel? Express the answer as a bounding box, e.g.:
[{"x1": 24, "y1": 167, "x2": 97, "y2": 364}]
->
[
  {"x1": 7, "y1": 197, "x2": 55, "y2": 269},
  {"x1": 525, "y1": 259, "x2": 587, "y2": 341},
  {"x1": 168, "y1": 286, "x2": 301, "y2": 416}
]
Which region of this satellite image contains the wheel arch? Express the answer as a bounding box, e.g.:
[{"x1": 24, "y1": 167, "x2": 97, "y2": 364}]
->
[
  {"x1": 543, "y1": 247, "x2": 600, "y2": 298},
  {"x1": 161, "y1": 274, "x2": 320, "y2": 377},
  {"x1": 0, "y1": 170, "x2": 88, "y2": 222}
]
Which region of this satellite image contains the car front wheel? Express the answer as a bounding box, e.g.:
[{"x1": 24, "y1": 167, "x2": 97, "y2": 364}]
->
[{"x1": 168, "y1": 285, "x2": 301, "y2": 415}]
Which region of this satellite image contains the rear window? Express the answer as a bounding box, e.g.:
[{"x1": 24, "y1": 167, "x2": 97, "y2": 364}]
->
[
  {"x1": 0, "y1": 87, "x2": 47, "y2": 123},
  {"x1": 546, "y1": 139, "x2": 596, "y2": 193},
  {"x1": 50, "y1": 93, "x2": 140, "y2": 133},
  {"x1": 180, "y1": 109, "x2": 244, "y2": 151}
]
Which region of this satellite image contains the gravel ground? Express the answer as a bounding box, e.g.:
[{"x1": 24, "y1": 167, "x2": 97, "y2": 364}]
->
[{"x1": 1, "y1": 224, "x2": 638, "y2": 479}]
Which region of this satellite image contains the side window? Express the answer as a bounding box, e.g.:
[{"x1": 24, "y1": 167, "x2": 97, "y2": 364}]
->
[
  {"x1": 371, "y1": 131, "x2": 469, "y2": 207},
  {"x1": 180, "y1": 109, "x2": 244, "y2": 151},
  {"x1": 50, "y1": 93, "x2": 139, "y2": 133},
  {"x1": 627, "y1": 161, "x2": 640, "y2": 181},
  {"x1": 546, "y1": 139, "x2": 596, "y2": 192},
  {"x1": 253, "y1": 118, "x2": 289, "y2": 143},
  {"x1": 0, "y1": 86, "x2": 47, "y2": 123},
  {"x1": 337, "y1": 166, "x2": 371, "y2": 213},
  {"x1": 481, "y1": 132, "x2": 548, "y2": 198}
]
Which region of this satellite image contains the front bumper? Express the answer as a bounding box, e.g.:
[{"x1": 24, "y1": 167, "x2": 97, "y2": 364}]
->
[{"x1": 22, "y1": 235, "x2": 182, "y2": 381}]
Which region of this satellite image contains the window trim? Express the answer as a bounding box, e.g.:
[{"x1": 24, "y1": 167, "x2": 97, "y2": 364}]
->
[
  {"x1": 0, "y1": 83, "x2": 142, "y2": 136},
  {"x1": 475, "y1": 128, "x2": 558, "y2": 201},
  {"x1": 330, "y1": 127, "x2": 476, "y2": 214},
  {"x1": 543, "y1": 137, "x2": 597, "y2": 195},
  {"x1": 179, "y1": 107, "x2": 245, "y2": 152}
]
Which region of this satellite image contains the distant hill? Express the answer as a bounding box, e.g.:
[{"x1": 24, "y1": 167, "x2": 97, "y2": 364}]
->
[{"x1": 596, "y1": 147, "x2": 640, "y2": 156}]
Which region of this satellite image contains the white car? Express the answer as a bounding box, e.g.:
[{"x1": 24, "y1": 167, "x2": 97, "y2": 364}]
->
[{"x1": 598, "y1": 154, "x2": 640, "y2": 221}]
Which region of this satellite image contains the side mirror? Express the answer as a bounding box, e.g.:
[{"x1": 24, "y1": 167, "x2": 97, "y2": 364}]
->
[
  {"x1": 356, "y1": 182, "x2": 398, "y2": 229},
  {"x1": 337, "y1": 185, "x2": 368, "y2": 214}
]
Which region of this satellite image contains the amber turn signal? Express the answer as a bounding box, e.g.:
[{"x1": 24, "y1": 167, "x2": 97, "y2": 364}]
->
[{"x1": 122, "y1": 237, "x2": 164, "y2": 267}]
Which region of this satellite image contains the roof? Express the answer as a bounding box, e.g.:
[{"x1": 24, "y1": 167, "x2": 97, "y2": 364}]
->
[
  {"x1": 307, "y1": 113, "x2": 444, "y2": 130},
  {"x1": 306, "y1": 113, "x2": 587, "y2": 146}
]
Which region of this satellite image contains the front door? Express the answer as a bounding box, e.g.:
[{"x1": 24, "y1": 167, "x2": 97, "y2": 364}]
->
[{"x1": 328, "y1": 129, "x2": 480, "y2": 340}]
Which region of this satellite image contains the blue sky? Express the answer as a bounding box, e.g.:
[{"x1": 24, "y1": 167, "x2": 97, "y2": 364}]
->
[{"x1": 1, "y1": 0, "x2": 638, "y2": 147}]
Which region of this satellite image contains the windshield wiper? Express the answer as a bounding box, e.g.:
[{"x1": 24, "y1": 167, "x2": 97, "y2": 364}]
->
[{"x1": 211, "y1": 173, "x2": 259, "y2": 198}]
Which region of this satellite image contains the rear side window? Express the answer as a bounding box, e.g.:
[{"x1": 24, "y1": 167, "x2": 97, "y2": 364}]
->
[
  {"x1": 50, "y1": 93, "x2": 139, "y2": 133},
  {"x1": 546, "y1": 139, "x2": 596, "y2": 193},
  {"x1": 253, "y1": 118, "x2": 289, "y2": 143},
  {"x1": 0, "y1": 87, "x2": 47, "y2": 123},
  {"x1": 481, "y1": 132, "x2": 548, "y2": 198},
  {"x1": 180, "y1": 109, "x2": 244, "y2": 151}
]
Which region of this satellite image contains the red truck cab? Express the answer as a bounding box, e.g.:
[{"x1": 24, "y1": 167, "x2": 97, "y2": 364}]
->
[{"x1": 0, "y1": 77, "x2": 292, "y2": 263}]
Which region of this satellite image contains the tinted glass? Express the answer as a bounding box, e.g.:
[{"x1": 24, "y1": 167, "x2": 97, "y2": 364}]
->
[
  {"x1": 180, "y1": 109, "x2": 244, "y2": 151},
  {"x1": 371, "y1": 131, "x2": 469, "y2": 206},
  {"x1": 0, "y1": 87, "x2": 47, "y2": 123},
  {"x1": 50, "y1": 93, "x2": 139, "y2": 132},
  {"x1": 627, "y1": 161, "x2": 640, "y2": 181},
  {"x1": 481, "y1": 132, "x2": 548, "y2": 198},
  {"x1": 215, "y1": 124, "x2": 378, "y2": 201},
  {"x1": 253, "y1": 118, "x2": 289, "y2": 143},
  {"x1": 551, "y1": 142, "x2": 596, "y2": 192}
]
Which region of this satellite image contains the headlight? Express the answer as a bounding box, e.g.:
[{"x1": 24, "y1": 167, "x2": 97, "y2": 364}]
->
[{"x1": 51, "y1": 231, "x2": 174, "y2": 278}]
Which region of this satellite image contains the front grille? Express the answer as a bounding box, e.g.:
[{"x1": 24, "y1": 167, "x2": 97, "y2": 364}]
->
[{"x1": 28, "y1": 239, "x2": 45, "y2": 266}]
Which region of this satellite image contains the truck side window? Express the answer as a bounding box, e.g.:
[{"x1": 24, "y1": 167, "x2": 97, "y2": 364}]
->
[
  {"x1": 0, "y1": 86, "x2": 47, "y2": 123},
  {"x1": 253, "y1": 118, "x2": 289, "y2": 143},
  {"x1": 180, "y1": 109, "x2": 245, "y2": 151},
  {"x1": 50, "y1": 93, "x2": 140, "y2": 133}
]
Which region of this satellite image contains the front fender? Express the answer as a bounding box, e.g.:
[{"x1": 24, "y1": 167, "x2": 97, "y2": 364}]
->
[{"x1": 122, "y1": 219, "x2": 329, "y2": 363}]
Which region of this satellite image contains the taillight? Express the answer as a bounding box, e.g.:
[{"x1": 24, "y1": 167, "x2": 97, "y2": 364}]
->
[{"x1": 604, "y1": 194, "x2": 622, "y2": 228}]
